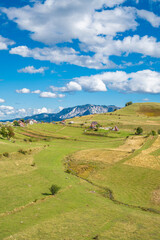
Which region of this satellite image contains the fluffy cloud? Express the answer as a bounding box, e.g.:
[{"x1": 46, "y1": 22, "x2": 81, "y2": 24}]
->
[
  {"x1": 16, "y1": 88, "x2": 30, "y2": 93},
  {"x1": 18, "y1": 66, "x2": 48, "y2": 74},
  {"x1": 40, "y1": 92, "x2": 65, "y2": 98},
  {"x1": 0, "y1": 98, "x2": 5, "y2": 103},
  {"x1": 137, "y1": 9, "x2": 160, "y2": 27},
  {"x1": 51, "y1": 70, "x2": 160, "y2": 94},
  {"x1": 32, "y1": 89, "x2": 41, "y2": 94},
  {"x1": 33, "y1": 107, "x2": 51, "y2": 114},
  {"x1": 50, "y1": 82, "x2": 82, "y2": 92},
  {"x1": 0, "y1": 105, "x2": 15, "y2": 117},
  {"x1": 10, "y1": 35, "x2": 160, "y2": 69},
  {"x1": 0, "y1": 105, "x2": 53, "y2": 120},
  {"x1": 10, "y1": 45, "x2": 116, "y2": 69},
  {"x1": 15, "y1": 88, "x2": 65, "y2": 98},
  {"x1": 84, "y1": 35, "x2": 160, "y2": 59},
  {"x1": 2, "y1": 0, "x2": 160, "y2": 69},
  {"x1": 0, "y1": 35, "x2": 15, "y2": 50},
  {"x1": 2, "y1": 1, "x2": 129, "y2": 45}
]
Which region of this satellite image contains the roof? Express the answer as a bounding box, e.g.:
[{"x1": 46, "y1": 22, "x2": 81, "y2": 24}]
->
[{"x1": 91, "y1": 121, "x2": 98, "y2": 125}]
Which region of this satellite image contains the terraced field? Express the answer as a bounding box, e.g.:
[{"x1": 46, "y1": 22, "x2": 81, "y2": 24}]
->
[{"x1": 0, "y1": 103, "x2": 160, "y2": 240}]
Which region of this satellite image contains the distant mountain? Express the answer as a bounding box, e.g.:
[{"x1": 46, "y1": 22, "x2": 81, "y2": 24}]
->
[{"x1": 2, "y1": 104, "x2": 120, "y2": 122}]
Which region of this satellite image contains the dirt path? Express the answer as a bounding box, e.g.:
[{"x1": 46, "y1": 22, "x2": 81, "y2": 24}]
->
[{"x1": 0, "y1": 195, "x2": 54, "y2": 218}]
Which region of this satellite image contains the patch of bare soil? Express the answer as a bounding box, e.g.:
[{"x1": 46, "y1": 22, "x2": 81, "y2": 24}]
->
[
  {"x1": 152, "y1": 188, "x2": 160, "y2": 205},
  {"x1": 117, "y1": 136, "x2": 145, "y2": 152}
]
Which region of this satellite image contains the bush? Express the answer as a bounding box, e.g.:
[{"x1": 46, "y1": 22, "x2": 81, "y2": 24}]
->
[
  {"x1": 151, "y1": 130, "x2": 156, "y2": 136},
  {"x1": 18, "y1": 149, "x2": 27, "y2": 154},
  {"x1": 49, "y1": 184, "x2": 60, "y2": 195},
  {"x1": 3, "y1": 152, "x2": 9, "y2": 157},
  {"x1": 157, "y1": 129, "x2": 160, "y2": 135},
  {"x1": 135, "y1": 127, "x2": 143, "y2": 135}
]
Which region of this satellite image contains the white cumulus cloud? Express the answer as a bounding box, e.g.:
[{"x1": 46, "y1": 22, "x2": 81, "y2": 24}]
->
[
  {"x1": 18, "y1": 66, "x2": 48, "y2": 74},
  {"x1": 52, "y1": 70, "x2": 160, "y2": 94},
  {"x1": 0, "y1": 98, "x2": 5, "y2": 103},
  {"x1": 32, "y1": 89, "x2": 41, "y2": 94},
  {"x1": 40, "y1": 92, "x2": 65, "y2": 98},
  {"x1": 10, "y1": 45, "x2": 116, "y2": 69},
  {"x1": 16, "y1": 88, "x2": 31, "y2": 93},
  {"x1": 0, "y1": 105, "x2": 53, "y2": 120},
  {"x1": 137, "y1": 9, "x2": 160, "y2": 27},
  {"x1": 0, "y1": 35, "x2": 15, "y2": 50}
]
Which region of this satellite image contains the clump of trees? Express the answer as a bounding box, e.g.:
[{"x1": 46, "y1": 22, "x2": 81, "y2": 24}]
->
[
  {"x1": 13, "y1": 120, "x2": 19, "y2": 126},
  {"x1": 135, "y1": 127, "x2": 143, "y2": 135},
  {"x1": 0, "y1": 125, "x2": 15, "y2": 139},
  {"x1": 125, "y1": 101, "x2": 133, "y2": 107}
]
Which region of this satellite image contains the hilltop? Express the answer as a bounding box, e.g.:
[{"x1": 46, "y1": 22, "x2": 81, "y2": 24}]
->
[
  {"x1": 113, "y1": 102, "x2": 160, "y2": 116},
  {"x1": 65, "y1": 102, "x2": 160, "y2": 134}
]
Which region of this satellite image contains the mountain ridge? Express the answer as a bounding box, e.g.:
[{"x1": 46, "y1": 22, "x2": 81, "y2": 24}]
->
[{"x1": 1, "y1": 104, "x2": 120, "y2": 122}]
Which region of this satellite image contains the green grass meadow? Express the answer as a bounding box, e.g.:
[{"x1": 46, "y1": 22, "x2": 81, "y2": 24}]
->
[{"x1": 0, "y1": 103, "x2": 160, "y2": 239}]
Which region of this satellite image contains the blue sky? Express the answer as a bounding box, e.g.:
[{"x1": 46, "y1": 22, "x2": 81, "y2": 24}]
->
[{"x1": 0, "y1": 0, "x2": 160, "y2": 119}]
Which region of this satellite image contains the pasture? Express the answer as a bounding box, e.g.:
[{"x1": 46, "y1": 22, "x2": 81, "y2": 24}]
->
[{"x1": 0, "y1": 103, "x2": 160, "y2": 240}]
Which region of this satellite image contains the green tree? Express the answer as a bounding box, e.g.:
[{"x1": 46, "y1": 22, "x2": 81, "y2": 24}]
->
[
  {"x1": 151, "y1": 130, "x2": 156, "y2": 136},
  {"x1": 13, "y1": 120, "x2": 19, "y2": 126},
  {"x1": 0, "y1": 126, "x2": 8, "y2": 138},
  {"x1": 125, "y1": 101, "x2": 133, "y2": 107},
  {"x1": 49, "y1": 184, "x2": 60, "y2": 195},
  {"x1": 135, "y1": 127, "x2": 143, "y2": 135},
  {"x1": 7, "y1": 126, "x2": 15, "y2": 139}
]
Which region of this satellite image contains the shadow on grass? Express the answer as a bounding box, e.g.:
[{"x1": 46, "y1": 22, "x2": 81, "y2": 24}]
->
[{"x1": 42, "y1": 193, "x2": 51, "y2": 196}]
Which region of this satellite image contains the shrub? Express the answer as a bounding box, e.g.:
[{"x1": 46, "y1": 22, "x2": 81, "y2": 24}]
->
[
  {"x1": 49, "y1": 184, "x2": 60, "y2": 195},
  {"x1": 18, "y1": 149, "x2": 27, "y2": 154},
  {"x1": 3, "y1": 152, "x2": 9, "y2": 157},
  {"x1": 151, "y1": 130, "x2": 156, "y2": 136},
  {"x1": 135, "y1": 127, "x2": 143, "y2": 135},
  {"x1": 157, "y1": 129, "x2": 160, "y2": 135}
]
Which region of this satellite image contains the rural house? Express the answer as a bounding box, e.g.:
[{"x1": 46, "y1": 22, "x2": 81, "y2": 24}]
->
[{"x1": 90, "y1": 121, "x2": 98, "y2": 129}]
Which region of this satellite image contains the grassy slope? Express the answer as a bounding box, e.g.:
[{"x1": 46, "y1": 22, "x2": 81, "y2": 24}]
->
[{"x1": 0, "y1": 103, "x2": 160, "y2": 239}]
